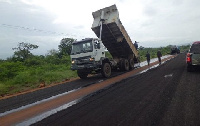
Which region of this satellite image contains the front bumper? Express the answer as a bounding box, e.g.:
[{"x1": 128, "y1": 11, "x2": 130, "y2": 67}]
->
[{"x1": 71, "y1": 63, "x2": 99, "y2": 71}]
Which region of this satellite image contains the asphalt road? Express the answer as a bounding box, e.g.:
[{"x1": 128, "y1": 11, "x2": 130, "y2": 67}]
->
[
  {"x1": 33, "y1": 53, "x2": 200, "y2": 126},
  {"x1": 0, "y1": 75, "x2": 103, "y2": 113},
  {"x1": 0, "y1": 69, "x2": 128, "y2": 113},
  {"x1": 0, "y1": 61, "x2": 139, "y2": 114}
]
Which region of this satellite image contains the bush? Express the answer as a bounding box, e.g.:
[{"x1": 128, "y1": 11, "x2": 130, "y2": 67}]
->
[
  {"x1": 60, "y1": 55, "x2": 71, "y2": 65},
  {"x1": 24, "y1": 56, "x2": 45, "y2": 66},
  {"x1": 0, "y1": 61, "x2": 24, "y2": 81},
  {"x1": 11, "y1": 71, "x2": 33, "y2": 85},
  {"x1": 0, "y1": 83, "x2": 11, "y2": 96},
  {"x1": 180, "y1": 45, "x2": 190, "y2": 52},
  {"x1": 138, "y1": 47, "x2": 171, "y2": 62}
]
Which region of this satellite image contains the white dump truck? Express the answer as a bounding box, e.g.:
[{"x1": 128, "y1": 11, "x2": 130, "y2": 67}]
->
[{"x1": 70, "y1": 5, "x2": 139, "y2": 79}]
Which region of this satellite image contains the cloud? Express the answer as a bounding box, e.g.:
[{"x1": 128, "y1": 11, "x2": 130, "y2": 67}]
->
[
  {"x1": 0, "y1": 0, "x2": 12, "y2": 4},
  {"x1": 1, "y1": 0, "x2": 200, "y2": 59},
  {"x1": 126, "y1": 0, "x2": 200, "y2": 47}
]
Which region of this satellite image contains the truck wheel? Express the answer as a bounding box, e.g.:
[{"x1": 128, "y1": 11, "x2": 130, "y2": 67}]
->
[
  {"x1": 129, "y1": 59, "x2": 134, "y2": 70},
  {"x1": 77, "y1": 70, "x2": 88, "y2": 79},
  {"x1": 101, "y1": 63, "x2": 111, "y2": 78},
  {"x1": 120, "y1": 59, "x2": 129, "y2": 71},
  {"x1": 123, "y1": 59, "x2": 129, "y2": 71}
]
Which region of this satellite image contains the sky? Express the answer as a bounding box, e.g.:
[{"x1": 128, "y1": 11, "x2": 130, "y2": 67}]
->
[{"x1": 0, "y1": 0, "x2": 200, "y2": 59}]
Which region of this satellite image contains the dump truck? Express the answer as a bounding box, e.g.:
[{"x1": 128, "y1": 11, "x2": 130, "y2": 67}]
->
[
  {"x1": 70, "y1": 4, "x2": 139, "y2": 79},
  {"x1": 170, "y1": 45, "x2": 180, "y2": 54}
]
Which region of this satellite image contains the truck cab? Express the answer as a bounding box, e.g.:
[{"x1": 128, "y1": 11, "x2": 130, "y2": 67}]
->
[{"x1": 70, "y1": 38, "x2": 105, "y2": 78}]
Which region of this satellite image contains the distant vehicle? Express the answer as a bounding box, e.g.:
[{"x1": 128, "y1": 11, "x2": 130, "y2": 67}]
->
[
  {"x1": 186, "y1": 41, "x2": 200, "y2": 72},
  {"x1": 170, "y1": 45, "x2": 180, "y2": 54}
]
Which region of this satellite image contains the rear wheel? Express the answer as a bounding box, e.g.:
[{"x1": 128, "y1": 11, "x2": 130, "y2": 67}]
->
[
  {"x1": 124, "y1": 59, "x2": 129, "y2": 71},
  {"x1": 120, "y1": 59, "x2": 129, "y2": 71},
  {"x1": 129, "y1": 58, "x2": 134, "y2": 70},
  {"x1": 77, "y1": 70, "x2": 88, "y2": 79},
  {"x1": 101, "y1": 63, "x2": 111, "y2": 78}
]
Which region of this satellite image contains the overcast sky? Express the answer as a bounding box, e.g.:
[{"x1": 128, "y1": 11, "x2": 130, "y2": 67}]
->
[{"x1": 0, "y1": 0, "x2": 200, "y2": 59}]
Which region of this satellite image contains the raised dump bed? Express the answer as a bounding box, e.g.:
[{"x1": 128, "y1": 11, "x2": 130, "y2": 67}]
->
[{"x1": 91, "y1": 4, "x2": 139, "y2": 61}]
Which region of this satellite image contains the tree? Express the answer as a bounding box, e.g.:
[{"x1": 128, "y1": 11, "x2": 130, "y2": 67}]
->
[
  {"x1": 58, "y1": 38, "x2": 76, "y2": 56},
  {"x1": 139, "y1": 46, "x2": 144, "y2": 50},
  {"x1": 45, "y1": 49, "x2": 60, "y2": 65},
  {"x1": 46, "y1": 49, "x2": 59, "y2": 56},
  {"x1": 12, "y1": 42, "x2": 39, "y2": 61}
]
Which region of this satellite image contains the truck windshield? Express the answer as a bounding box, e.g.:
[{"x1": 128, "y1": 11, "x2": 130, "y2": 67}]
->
[{"x1": 71, "y1": 41, "x2": 93, "y2": 55}]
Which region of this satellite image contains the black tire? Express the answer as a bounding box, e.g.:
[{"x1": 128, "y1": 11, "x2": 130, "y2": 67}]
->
[
  {"x1": 77, "y1": 70, "x2": 88, "y2": 79},
  {"x1": 101, "y1": 63, "x2": 111, "y2": 78},
  {"x1": 120, "y1": 59, "x2": 129, "y2": 71},
  {"x1": 129, "y1": 58, "x2": 134, "y2": 70},
  {"x1": 124, "y1": 59, "x2": 129, "y2": 71}
]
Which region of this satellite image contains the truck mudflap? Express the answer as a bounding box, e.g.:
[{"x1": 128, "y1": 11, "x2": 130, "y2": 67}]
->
[{"x1": 91, "y1": 4, "x2": 139, "y2": 60}]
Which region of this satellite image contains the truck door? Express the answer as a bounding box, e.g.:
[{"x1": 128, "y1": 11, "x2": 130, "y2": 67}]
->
[{"x1": 94, "y1": 40, "x2": 105, "y2": 61}]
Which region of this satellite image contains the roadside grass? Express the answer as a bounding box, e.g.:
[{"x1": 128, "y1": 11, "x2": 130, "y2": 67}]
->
[
  {"x1": 0, "y1": 83, "x2": 11, "y2": 96},
  {"x1": 0, "y1": 64, "x2": 77, "y2": 96}
]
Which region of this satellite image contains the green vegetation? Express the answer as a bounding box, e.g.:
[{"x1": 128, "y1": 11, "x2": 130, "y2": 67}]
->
[
  {"x1": 105, "y1": 51, "x2": 112, "y2": 59},
  {"x1": 179, "y1": 44, "x2": 190, "y2": 52},
  {"x1": 0, "y1": 40, "x2": 190, "y2": 97},
  {"x1": 138, "y1": 45, "x2": 190, "y2": 62},
  {"x1": 138, "y1": 46, "x2": 170, "y2": 62},
  {"x1": 12, "y1": 42, "x2": 39, "y2": 61},
  {"x1": 0, "y1": 38, "x2": 77, "y2": 96},
  {"x1": 0, "y1": 55, "x2": 77, "y2": 96}
]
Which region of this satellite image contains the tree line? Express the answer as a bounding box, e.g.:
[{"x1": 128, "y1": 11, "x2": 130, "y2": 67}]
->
[{"x1": 5, "y1": 38, "x2": 74, "y2": 62}]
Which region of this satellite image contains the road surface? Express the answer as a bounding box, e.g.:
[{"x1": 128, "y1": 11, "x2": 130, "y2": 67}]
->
[
  {"x1": 1, "y1": 53, "x2": 200, "y2": 126},
  {"x1": 33, "y1": 53, "x2": 200, "y2": 126}
]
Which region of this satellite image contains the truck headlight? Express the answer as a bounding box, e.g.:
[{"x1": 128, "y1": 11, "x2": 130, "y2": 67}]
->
[{"x1": 89, "y1": 58, "x2": 95, "y2": 61}]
